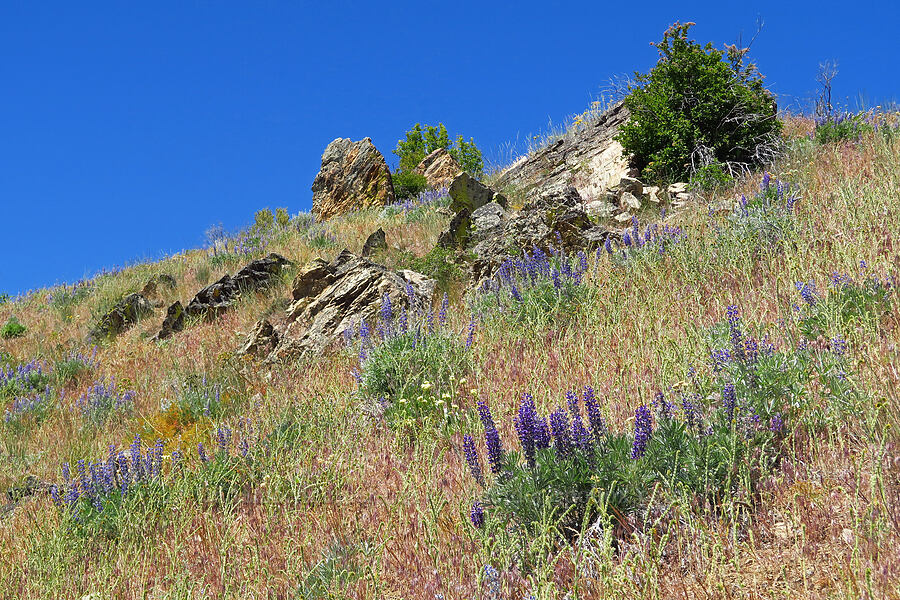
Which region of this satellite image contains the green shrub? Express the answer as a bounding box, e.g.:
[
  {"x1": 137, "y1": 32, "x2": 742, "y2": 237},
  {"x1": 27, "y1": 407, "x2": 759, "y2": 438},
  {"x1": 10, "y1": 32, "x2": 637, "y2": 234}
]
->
[
  {"x1": 718, "y1": 173, "x2": 798, "y2": 253},
  {"x1": 253, "y1": 208, "x2": 275, "y2": 232},
  {"x1": 690, "y1": 161, "x2": 734, "y2": 190},
  {"x1": 275, "y1": 207, "x2": 291, "y2": 228},
  {"x1": 1, "y1": 316, "x2": 27, "y2": 339},
  {"x1": 407, "y1": 246, "x2": 467, "y2": 292},
  {"x1": 392, "y1": 171, "x2": 428, "y2": 200},
  {"x1": 393, "y1": 123, "x2": 484, "y2": 178},
  {"x1": 53, "y1": 349, "x2": 97, "y2": 387},
  {"x1": 616, "y1": 22, "x2": 781, "y2": 182}
]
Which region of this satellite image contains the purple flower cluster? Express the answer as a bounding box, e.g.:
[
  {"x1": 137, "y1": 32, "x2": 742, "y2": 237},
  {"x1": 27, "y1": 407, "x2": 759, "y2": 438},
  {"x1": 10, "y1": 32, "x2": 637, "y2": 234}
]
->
[
  {"x1": 480, "y1": 245, "x2": 588, "y2": 304},
  {"x1": 607, "y1": 217, "x2": 686, "y2": 260},
  {"x1": 391, "y1": 187, "x2": 450, "y2": 213},
  {"x1": 4, "y1": 386, "x2": 52, "y2": 424},
  {"x1": 795, "y1": 281, "x2": 818, "y2": 306},
  {"x1": 477, "y1": 401, "x2": 504, "y2": 474},
  {"x1": 75, "y1": 377, "x2": 135, "y2": 424},
  {"x1": 631, "y1": 405, "x2": 653, "y2": 459},
  {"x1": 0, "y1": 358, "x2": 48, "y2": 390}
]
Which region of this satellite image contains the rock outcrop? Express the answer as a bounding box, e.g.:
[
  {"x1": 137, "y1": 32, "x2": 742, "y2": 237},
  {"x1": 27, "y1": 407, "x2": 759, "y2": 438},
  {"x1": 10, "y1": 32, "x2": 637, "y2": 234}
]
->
[
  {"x1": 361, "y1": 228, "x2": 387, "y2": 257},
  {"x1": 237, "y1": 319, "x2": 280, "y2": 357},
  {"x1": 265, "y1": 250, "x2": 435, "y2": 361},
  {"x1": 311, "y1": 138, "x2": 395, "y2": 221},
  {"x1": 448, "y1": 172, "x2": 507, "y2": 214},
  {"x1": 494, "y1": 100, "x2": 631, "y2": 203},
  {"x1": 470, "y1": 183, "x2": 611, "y2": 281},
  {"x1": 414, "y1": 148, "x2": 463, "y2": 189},
  {"x1": 153, "y1": 301, "x2": 185, "y2": 341},
  {"x1": 185, "y1": 253, "x2": 292, "y2": 321},
  {"x1": 90, "y1": 293, "x2": 154, "y2": 340}
]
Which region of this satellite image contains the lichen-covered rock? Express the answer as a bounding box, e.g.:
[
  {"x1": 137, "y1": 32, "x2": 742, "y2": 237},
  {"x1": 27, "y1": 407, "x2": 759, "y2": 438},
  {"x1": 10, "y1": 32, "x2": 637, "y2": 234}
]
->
[
  {"x1": 185, "y1": 253, "x2": 292, "y2": 321},
  {"x1": 90, "y1": 293, "x2": 154, "y2": 340},
  {"x1": 361, "y1": 227, "x2": 387, "y2": 257},
  {"x1": 311, "y1": 138, "x2": 395, "y2": 221},
  {"x1": 152, "y1": 301, "x2": 185, "y2": 341},
  {"x1": 437, "y1": 208, "x2": 471, "y2": 249},
  {"x1": 414, "y1": 148, "x2": 463, "y2": 189},
  {"x1": 470, "y1": 202, "x2": 508, "y2": 246},
  {"x1": 470, "y1": 183, "x2": 611, "y2": 281},
  {"x1": 237, "y1": 319, "x2": 279, "y2": 357},
  {"x1": 448, "y1": 172, "x2": 507, "y2": 215},
  {"x1": 267, "y1": 250, "x2": 435, "y2": 361}
]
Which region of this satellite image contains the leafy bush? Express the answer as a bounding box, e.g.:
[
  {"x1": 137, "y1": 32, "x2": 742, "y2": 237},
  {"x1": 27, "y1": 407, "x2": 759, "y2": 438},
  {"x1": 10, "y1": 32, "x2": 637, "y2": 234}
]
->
[
  {"x1": 53, "y1": 348, "x2": 98, "y2": 387},
  {"x1": 351, "y1": 293, "x2": 473, "y2": 423},
  {"x1": 407, "y1": 245, "x2": 467, "y2": 292},
  {"x1": 394, "y1": 123, "x2": 484, "y2": 178},
  {"x1": 690, "y1": 161, "x2": 734, "y2": 190},
  {"x1": 471, "y1": 246, "x2": 595, "y2": 331},
  {"x1": 392, "y1": 171, "x2": 429, "y2": 201},
  {"x1": 616, "y1": 22, "x2": 781, "y2": 182},
  {"x1": 275, "y1": 207, "x2": 291, "y2": 228},
  {"x1": 814, "y1": 112, "x2": 873, "y2": 144},
  {"x1": 794, "y1": 270, "x2": 894, "y2": 339},
  {"x1": 0, "y1": 359, "x2": 51, "y2": 400},
  {"x1": 1, "y1": 316, "x2": 27, "y2": 339}
]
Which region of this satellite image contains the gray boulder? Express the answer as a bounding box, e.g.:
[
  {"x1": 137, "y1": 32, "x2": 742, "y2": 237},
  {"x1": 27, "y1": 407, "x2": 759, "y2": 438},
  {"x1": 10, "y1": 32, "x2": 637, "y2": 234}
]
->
[
  {"x1": 361, "y1": 227, "x2": 388, "y2": 257},
  {"x1": 470, "y1": 202, "x2": 508, "y2": 245},
  {"x1": 437, "y1": 208, "x2": 471, "y2": 249}
]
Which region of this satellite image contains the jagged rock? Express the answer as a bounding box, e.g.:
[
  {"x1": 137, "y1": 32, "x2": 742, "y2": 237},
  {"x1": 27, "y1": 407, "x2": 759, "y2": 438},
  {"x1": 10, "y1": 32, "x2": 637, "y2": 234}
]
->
[
  {"x1": 91, "y1": 293, "x2": 154, "y2": 339},
  {"x1": 437, "y1": 208, "x2": 471, "y2": 249},
  {"x1": 614, "y1": 212, "x2": 634, "y2": 224},
  {"x1": 617, "y1": 176, "x2": 644, "y2": 197},
  {"x1": 185, "y1": 253, "x2": 292, "y2": 321},
  {"x1": 237, "y1": 319, "x2": 279, "y2": 357},
  {"x1": 667, "y1": 182, "x2": 689, "y2": 195},
  {"x1": 643, "y1": 186, "x2": 662, "y2": 204},
  {"x1": 311, "y1": 138, "x2": 395, "y2": 221},
  {"x1": 153, "y1": 301, "x2": 185, "y2": 341},
  {"x1": 585, "y1": 200, "x2": 616, "y2": 219},
  {"x1": 620, "y1": 191, "x2": 642, "y2": 211},
  {"x1": 448, "y1": 172, "x2": 507, "y2": 215},
  {"x1": 494, "y1": 101, "x2": 631, "y2": 203},
  {"x1": 414, "y1": 148, "x2": 463, "y2": 189},
  {"x1": 267, "y1": 250, "x2": 435, "y2": 361},
  {"x1": 470, "y1": 184, "x2": 611, "y2": 281},
  {"x1": 470, "y1": 202, "x2": 508, "y2": 245},
  {"x1": 361, "y1": 228, "x2": 387, "y2": 257}
]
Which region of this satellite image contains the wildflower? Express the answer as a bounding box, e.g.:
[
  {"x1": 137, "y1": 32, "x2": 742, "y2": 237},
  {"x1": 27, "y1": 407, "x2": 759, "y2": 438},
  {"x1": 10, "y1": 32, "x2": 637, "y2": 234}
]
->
[
  {"x1": 514, "y1": 394, "x2": 537, "y2": 469},
  {"x1": 582, "y1": 386, "x2": 606, "y2": 441},
  {"x1": 722, "y1": 383, "x2": 737, "y2": 423},
  {"x1": 549, "y1": 407, "x2": 573, "y2": 460},
  {"x1": 438, "y1": 293, "x2": 449, "y2": 326},
  {"x1": 462, "y1": 434, "x2": 485, "y2": 485},
  {"x1": 465, "y1": 318, "x2": 476, "y2": 351},
  {"x1": 653, "y1": 391, "x2": 672, "y2": 420},
  {"x1": 831, "y1": 336, "x2": 848, "y2": 356},
  {"x1": 198, "y1": 442, "x2": 209, "y2": 464},
  {"x1": 470, "y1": 501, "x2": 485, "y2": 528},
  {"x1": 477, "y1": 401, "x2": 504, "y2": 475},
  {"x1": 769, "y1": 413, "x2": 784, "y2": 432},
  {"x1": 795, "y1": 281, "x2": 818, "y2": 306},
  {"x1": 631, "y1": 405, "x2": 652, "y2": 459},
  {"x1": 421, "y1": 381, "x2": 433, "y2": 391},
  {"x1": 566, "y1": 391, "x2": 591, "y2": 452}
]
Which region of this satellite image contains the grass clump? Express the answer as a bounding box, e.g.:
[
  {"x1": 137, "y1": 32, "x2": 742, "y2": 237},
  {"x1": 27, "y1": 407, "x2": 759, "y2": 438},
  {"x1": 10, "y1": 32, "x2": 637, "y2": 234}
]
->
[
  {"x1": 52, "y1": 348, "x2": 98, "y2": 387},
  {"x1": 794, "y1": 270, "x2": 895, "y2": 339},
  {"x1": 719, "y1": 172, "x2": 798, "y2": 253},
  {"x1": 813, "y1": 112, "x2": 873, "y2": 144},
  {"x1": 75, "y1": 377, "x2": 135, "y2": 427},
  {"x1": 1, "y1": 316, "x2": 27, "y2": 339}
]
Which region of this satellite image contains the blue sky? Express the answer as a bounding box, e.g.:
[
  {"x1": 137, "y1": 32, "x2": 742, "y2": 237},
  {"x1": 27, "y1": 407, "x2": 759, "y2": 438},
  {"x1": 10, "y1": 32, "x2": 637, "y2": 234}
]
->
[{"x1": 2, "y1": 1, "x2": 898, "y2": 296}]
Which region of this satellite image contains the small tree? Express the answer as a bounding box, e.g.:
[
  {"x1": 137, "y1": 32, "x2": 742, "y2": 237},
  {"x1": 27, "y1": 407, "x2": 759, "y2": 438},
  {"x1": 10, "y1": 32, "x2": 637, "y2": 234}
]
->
[
  {"x1": 616, "y1": 22, "x2": 782, "y2": 183},
  {"x1": 393, "y1": 123, "x2": 484, "y2": 179}
]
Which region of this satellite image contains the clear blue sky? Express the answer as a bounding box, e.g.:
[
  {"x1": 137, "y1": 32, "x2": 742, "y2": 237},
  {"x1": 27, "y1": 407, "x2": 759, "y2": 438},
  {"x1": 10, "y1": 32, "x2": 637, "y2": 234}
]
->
[{"x1": 2, "y1": 1, "x2": 898, "y2": 296}]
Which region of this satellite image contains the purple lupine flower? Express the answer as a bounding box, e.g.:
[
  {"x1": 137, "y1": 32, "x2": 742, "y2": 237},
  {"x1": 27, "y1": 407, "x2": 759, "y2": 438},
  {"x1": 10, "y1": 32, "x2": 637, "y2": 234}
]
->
[
  {"x1": 398, "y1": 307, "x2": 408, "y2": 333},
  {"x1": 711, "y1": 349, "x2": 732, "y2": 372},
  {"x1": 49, "y1": 485, "x2": 62, "y2": 507},
  {"x1": 381, "y1": 293, "x2": 393, "y2": 335},
  {"x1": 534, "y1": 416, "x2": 551, "y2": 449},
  {"x1": 510, "y1": 283, "x2": 523, "y2": 302},
  {"x1": 514, "y1": 394, "x2": 537, "y2": 469},
  {"x1": 198, "y1": 442, "x2": 209, "y2": 464},
  {"x1": 438, "y1": 293, "x2": 449, "y2": 327},
  {"x1": 653, "y1": 391, "x2": 673, "y2": 420},
  {"x1": 551, "y1": 269, "x2": 561, "y2": 289},
  {"x1": 795, "y1": 281, "x2": 818, "y2": 306},
  {"x1": 582, "y1": 386, "x2": 606, "y2": 441},
  {"x1": 239, "y1": 437, "x2": 250, "y2": 458},
  {"x1": 604, "y1": 237, "x2": 613, "y2": 255},
  {"x1": 470, "y1": 501, "x2": 485, "y2": 529},
  {"x1": 726, "y1": 305, "x2": 745, "y2": 360},
  {"x1": 549, "y1": 407, "x2": 573, "y2": 460},
  {"x1": 831, "y1": 337, "x2": 848, "y2": 356},
  {"x1": 62, "y1": 462, "x2": 71, "y2": 484},
  {"x1": 682, "y1": 395, "x2": 701, "y2": 430},
  {"x1": 465, "y1": 318, "x2": 476, "y2": 351},
  {"x1": 216, "y1": 426, "x2": 231, "y2": 455},
  {"x1": 623, "y1": 232, "x2": 632, "y2": 247},
  {"x1": 476, "y1": 401, "x2": 504, "y2": 475},
  {"x1": 631, "y1": 405, "x2": 652, "y2": 459},
  {"x1": 462, "y1": 434, "x2": 485, "y2": 485},
  {"x1": 769, "y1": 414, "x2": 784, "y2": 432},
  {"x1": 722, "y1": 384, "x2": 737, "y2": 423},
  {"x1": 566, "y1": 391, "x2": 591, "y2": 452}
]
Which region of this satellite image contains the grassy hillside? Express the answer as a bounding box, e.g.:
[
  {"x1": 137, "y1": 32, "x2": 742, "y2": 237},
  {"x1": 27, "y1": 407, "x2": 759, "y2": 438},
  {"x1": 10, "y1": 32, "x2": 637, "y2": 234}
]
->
[{"x1": 0, "y1": 114, "x2": 898, "y2": 599}]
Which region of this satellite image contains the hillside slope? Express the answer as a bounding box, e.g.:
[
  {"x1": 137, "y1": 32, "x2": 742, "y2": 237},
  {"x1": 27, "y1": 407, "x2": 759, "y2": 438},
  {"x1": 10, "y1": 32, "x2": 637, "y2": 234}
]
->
[{"x1": 0, "y1": 114, "x2": 899, "y2": 599}]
